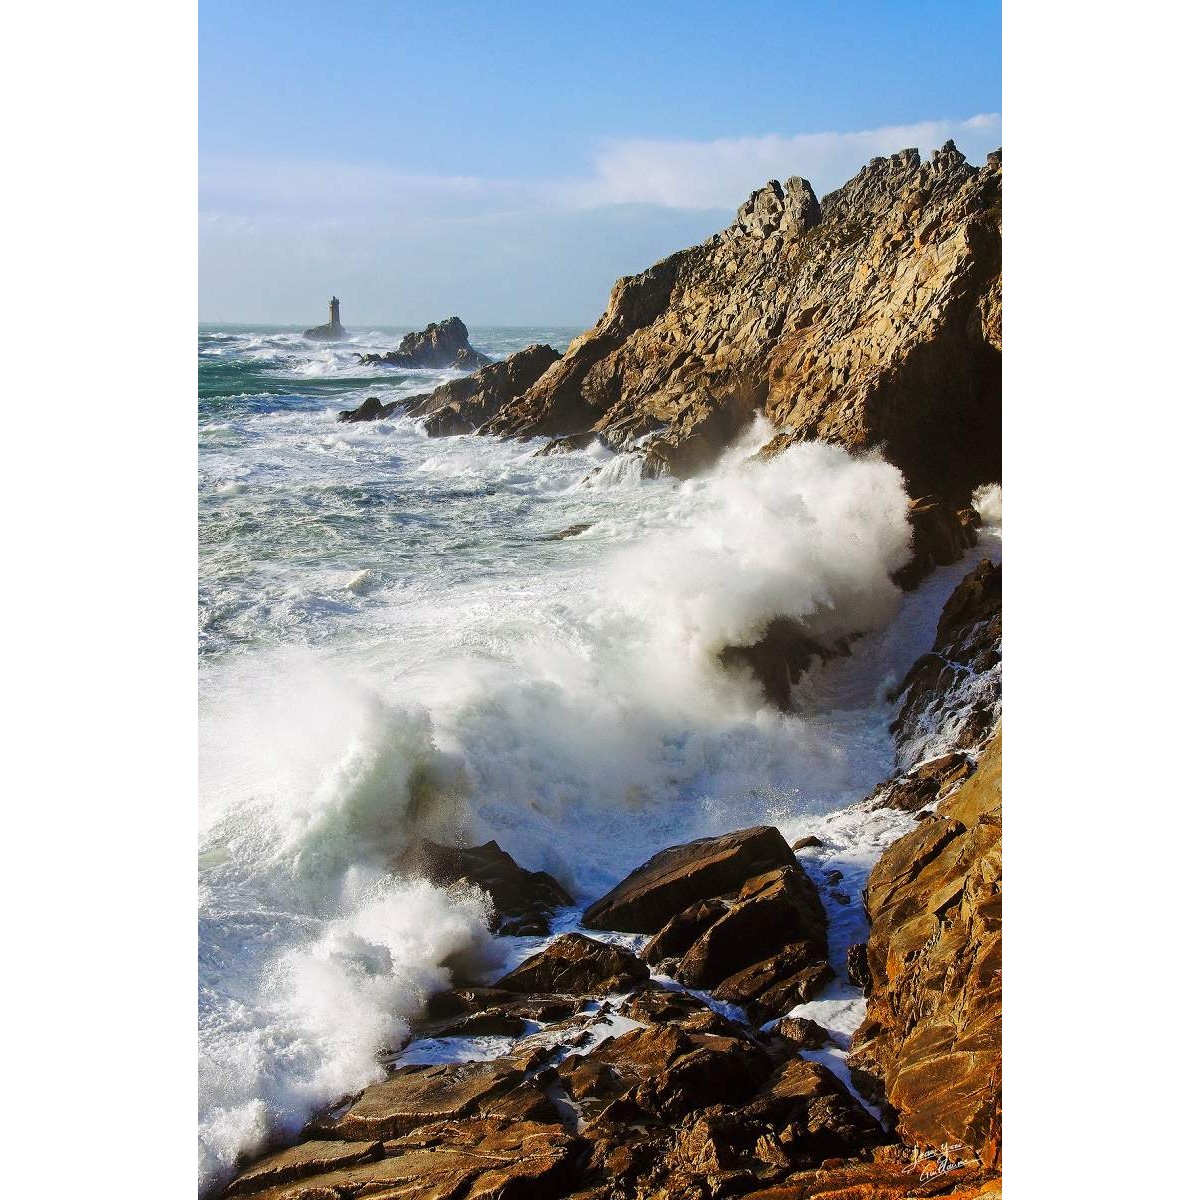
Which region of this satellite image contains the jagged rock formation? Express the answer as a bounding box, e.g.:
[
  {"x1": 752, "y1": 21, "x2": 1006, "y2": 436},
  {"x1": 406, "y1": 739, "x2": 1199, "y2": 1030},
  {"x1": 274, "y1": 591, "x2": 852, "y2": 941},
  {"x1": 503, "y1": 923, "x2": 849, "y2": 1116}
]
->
[
  {"x1": 408, "y1": 342, "x2": 561, "y2": 434},
  {"x1": 482, "y1": 143, "x2": 1001, "y2": 502},
  {"x1": 358, "y1": 316, "x2": 491, "y2": 370},
  {"x1": 850, "y1": 731, "x2": 1001, "y2": 1169}
]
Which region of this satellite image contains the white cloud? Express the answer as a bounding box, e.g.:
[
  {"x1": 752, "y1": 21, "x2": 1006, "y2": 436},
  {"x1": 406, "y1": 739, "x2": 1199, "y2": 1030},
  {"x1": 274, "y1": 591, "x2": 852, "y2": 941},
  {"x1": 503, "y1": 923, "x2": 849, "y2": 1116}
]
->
[{"x1": 579, "y1": 114, "x2": 1001, "y2": 209}]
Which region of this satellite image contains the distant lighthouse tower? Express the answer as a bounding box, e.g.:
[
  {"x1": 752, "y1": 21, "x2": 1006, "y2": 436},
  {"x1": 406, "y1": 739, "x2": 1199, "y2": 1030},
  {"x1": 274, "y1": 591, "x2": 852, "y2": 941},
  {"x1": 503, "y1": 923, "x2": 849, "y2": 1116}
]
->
[{"x1": 304, "y1": 294, "x2": 347, "y2": 341}]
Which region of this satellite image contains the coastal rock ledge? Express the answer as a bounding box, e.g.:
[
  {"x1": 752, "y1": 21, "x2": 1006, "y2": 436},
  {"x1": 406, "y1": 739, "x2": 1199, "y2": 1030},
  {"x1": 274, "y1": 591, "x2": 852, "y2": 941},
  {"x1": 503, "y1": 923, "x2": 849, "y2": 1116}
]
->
[{"x1": 358, "y1": 316, "x2": 492, "y2": 371}]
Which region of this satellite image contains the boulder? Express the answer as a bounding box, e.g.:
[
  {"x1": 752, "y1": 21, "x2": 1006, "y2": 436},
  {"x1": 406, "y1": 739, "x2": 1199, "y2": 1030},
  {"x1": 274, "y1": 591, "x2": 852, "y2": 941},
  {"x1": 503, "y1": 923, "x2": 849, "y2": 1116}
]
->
[
  {"x1": 775, "y1": 1015, "x2": 833, "y2": 1049},
  {"x1": 358, "y1": 317, "x2": 492, "y2": 370},
  {"x1": 674, "y1": 866, "x2": 828, "y2": 990},
  {"x1": 792, "y1": 835, "x2": 823, "y2": 851},
  {"x1": 892, "y1": 496, "x2": 974, "y2": 591},
  {"x1": 392, "y1": 838, "x2": 572, "y2": 937},
  {"x1": 492, "y1": 933, "x2": 649, "y2": 994},
  {"x1": 710, "y1": 947, "x2": 834, "y2": 1025},
  {"x1": 850, "y1": 733, "x2": 1002, "y2": 1166},
  {"x1": 867, "y1": 751, "x2": 975, "y2": 813},
  {"x1": 582, "y1": 825, "x2": 797, "y2": 934},
  {"x1": 336, "y1": 395, "x2": 401, "y2": 423}
]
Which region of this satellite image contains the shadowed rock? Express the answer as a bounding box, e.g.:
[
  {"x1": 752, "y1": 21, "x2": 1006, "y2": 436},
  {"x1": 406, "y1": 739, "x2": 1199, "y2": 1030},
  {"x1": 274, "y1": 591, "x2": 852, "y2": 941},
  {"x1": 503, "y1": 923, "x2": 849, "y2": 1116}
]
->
[
  {"x1": 392, "y1": 839, "x2": 572, "y2": 937},
  {"x1": 358, "y1": 316, "x2": 491, "y2": 370},
  {"x1": 583, "y1": 825, "x2": 797, "y2": 934}
]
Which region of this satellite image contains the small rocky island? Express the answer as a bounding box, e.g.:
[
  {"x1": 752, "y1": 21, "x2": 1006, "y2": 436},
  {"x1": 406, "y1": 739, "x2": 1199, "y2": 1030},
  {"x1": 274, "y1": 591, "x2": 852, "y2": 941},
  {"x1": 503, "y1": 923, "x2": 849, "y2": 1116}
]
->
[
  {"x1": 358, "y1": 316, "x2": 492, "y2": 370},
  {"x1": 303, "y1": 295, "x2": 347, "y2": 342}
]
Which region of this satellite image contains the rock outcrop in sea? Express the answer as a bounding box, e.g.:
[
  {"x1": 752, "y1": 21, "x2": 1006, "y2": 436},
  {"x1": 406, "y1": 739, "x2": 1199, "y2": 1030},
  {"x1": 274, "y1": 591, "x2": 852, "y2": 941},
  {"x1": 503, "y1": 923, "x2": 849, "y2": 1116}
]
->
[
  {"x1": 303, "y1": 295, "x2": 347, "y2": 341},
  {"x1": 358, "y1": 316, "x2": 492, "y2": 370},
  {"x1": 481, "y1": 142, "x2": 1001, "y2": 503}
]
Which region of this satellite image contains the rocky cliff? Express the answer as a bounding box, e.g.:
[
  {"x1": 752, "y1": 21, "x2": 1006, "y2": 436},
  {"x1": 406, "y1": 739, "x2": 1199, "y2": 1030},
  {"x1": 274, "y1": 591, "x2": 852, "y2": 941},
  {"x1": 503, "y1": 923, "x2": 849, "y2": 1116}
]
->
[{"x1": 483, "y1": 142, "x2": 1000, "y2": 503}]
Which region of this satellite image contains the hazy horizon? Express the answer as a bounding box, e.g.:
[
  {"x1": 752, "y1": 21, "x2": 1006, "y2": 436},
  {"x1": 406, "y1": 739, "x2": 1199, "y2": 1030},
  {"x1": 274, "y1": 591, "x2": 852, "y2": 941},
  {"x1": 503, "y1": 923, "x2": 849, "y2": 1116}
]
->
[{"x1": 200, "y1": 1, "x2": 1001, "y2": 325}]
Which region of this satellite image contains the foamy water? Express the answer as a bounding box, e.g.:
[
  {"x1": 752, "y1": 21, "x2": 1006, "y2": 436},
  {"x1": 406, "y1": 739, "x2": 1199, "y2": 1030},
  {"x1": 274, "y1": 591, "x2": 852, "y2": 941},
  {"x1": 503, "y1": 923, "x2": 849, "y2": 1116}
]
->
[{"x1": 197, "y1": 325, "x2": 1001, "y2": 1192}]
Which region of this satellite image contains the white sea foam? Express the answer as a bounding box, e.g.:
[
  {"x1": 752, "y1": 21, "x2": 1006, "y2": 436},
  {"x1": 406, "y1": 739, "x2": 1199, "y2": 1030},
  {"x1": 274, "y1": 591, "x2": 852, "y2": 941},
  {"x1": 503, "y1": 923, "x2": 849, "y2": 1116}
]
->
[{"x1": 199, "y1": 342, "x2": 1002, "y2": 1192}]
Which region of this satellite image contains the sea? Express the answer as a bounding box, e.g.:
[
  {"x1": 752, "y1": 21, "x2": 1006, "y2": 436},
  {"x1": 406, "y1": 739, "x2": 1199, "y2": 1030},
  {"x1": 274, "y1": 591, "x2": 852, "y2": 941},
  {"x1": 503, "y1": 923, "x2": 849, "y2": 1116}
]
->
[{"x1": 197, "y1": 323, "x2": 1001, "y2": 1192}]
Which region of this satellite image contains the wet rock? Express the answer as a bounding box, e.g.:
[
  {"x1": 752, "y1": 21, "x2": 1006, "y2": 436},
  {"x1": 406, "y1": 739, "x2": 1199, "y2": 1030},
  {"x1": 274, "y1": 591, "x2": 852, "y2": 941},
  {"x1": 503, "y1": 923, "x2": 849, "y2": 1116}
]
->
[
  {"x1": 792, "y1": 835, "x2": 823, "y2": 851},
  {"x1": 776, "y1": 1015, "x2": 833, "y2": 1049},
  {"x1": 336, "y1": 395, "x2": 401, "y2": 423},
  {"x1": 332, "y1": 1049, "x2": 557, "y2": 1141},
  {"x1": 546, "y1": 522, "x2": 591, "y2": 540},
  {"x1": 618, "y1": 987, "x2": 712, "y2": 1026},
  {"x1": 358, "y1": 317, "x2": 491, "y2": 370},
  {"x1": 408, "y1": 342, "x2": 561, "y2": 435},
  {"x1": 719, "y1": 618, "x2": 852, "y2": 710},
  {"x1": 641, "y1": 897, "x2": 727, "y2": 967},
  {"x1": 583, "y1": 825, "x2": 797, "y2": 934},
  {"x1": 710, "y1": 946, "x2": 835, "y2": 1024},
  {"x1": 674, "y1": 866, "x2": 829, "y2": 990},
  {"x1": 850, "y1": 734, "x2": 1002, "y2": 1165},
  {"x1": 892, "y1": 561, "x2": 1002, "y2": 761},
  {"x1": 392, "y1": 838, "x2": 572, "y2": 936},
  {"x1": 224, "y1": 1139, "x2": 383, "y2": 1196},
  {"x1": 869, "y1": 751, "x2": 975, "y2": 813},
  {"x1": 846, "y1": 942, "x2": 871, "y2": 993},
  {"x1": 493, "y1": 933, "x2": 649, "y2": 995},
  {"x1": 893, "y1": 496, "x2": 974, "y2": 591}
]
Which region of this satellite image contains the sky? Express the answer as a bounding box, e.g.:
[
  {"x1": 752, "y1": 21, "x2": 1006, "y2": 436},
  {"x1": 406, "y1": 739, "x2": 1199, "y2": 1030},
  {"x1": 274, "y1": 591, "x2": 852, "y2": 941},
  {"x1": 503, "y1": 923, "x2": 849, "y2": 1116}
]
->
[{"x1": 199, "y1": 0, "x2": 1001, "y2": 326}]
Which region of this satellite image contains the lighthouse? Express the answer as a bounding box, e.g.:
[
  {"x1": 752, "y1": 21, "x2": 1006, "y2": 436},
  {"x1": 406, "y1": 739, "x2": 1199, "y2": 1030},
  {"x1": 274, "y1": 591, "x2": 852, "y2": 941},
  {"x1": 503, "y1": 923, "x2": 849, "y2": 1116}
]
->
[{"x1": 304, "y1": 295, "x2": 347, "y2": 341}]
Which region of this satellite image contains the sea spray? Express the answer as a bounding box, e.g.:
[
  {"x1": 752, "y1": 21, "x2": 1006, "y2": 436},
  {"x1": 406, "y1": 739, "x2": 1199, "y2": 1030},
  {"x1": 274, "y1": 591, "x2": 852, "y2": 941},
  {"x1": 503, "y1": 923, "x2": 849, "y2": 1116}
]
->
[{"x1": 198, "y1": 327, "x2": 1001, "y2": 1192}]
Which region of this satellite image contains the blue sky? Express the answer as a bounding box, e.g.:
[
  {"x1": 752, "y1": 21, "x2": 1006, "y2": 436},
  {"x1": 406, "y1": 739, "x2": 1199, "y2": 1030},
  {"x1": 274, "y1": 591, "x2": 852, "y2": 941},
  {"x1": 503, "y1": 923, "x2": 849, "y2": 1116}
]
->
[{"x1": 200, "y1": 0, "x2": 1000, "y2": 325}]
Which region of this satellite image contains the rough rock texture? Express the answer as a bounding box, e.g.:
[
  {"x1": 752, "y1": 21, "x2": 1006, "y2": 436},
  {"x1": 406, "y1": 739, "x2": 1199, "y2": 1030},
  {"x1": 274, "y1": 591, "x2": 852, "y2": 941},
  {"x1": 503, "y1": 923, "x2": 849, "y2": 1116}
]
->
[
  {"x1": 892, "y1": 559, "x2": 1002, "y2": 764},
  {"x1": 893, "y1": 496, "x2": 978, "y2": 591},
  {"x1": 492, "y1": 933, "x2": 650, "y2": 995},
  {"x1": 408, "y1": 343, "x2": 562, "y2": 435},
  {"x1": 392, "y1": 838, "x2": 572, "y2": 937},
  {"x1": 582, "y1": 825, "x2": 797, "y2": 933},
  {"x1": 482, "y1": 143, "x2": 1001, "y2": 502},
  {"x1": 867, "y1": 751, "x2": 975, "y2": 814},
  {"x1": 850, "y1": 732, "x2": 1002, "y2": 1167},
  {"x1": 359, "y1": 317, "x2": 491, "y2": 370}
]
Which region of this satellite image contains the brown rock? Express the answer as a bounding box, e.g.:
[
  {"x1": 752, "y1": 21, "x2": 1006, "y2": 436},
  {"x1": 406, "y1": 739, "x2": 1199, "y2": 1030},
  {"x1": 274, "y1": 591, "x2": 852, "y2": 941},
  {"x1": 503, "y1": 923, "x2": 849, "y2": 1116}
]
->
[
  {"x1": 582, "y1": 825, "x2": 796, "y2": 933},
  {"x1": 641, "y1": 897, "x2": 727, "y2": 967},
  {"x1": 482, "y1": 146, "x2": 1001, "y2": 503},
  {"x1": 492, "y1": 932, "x2": 649, "y2": 994},
  {"x1": 846, "y1": 942, "x2": 871, "y2": 994},
  {"x1": 333, "y1": 1049, "x2": 557, "y2": 1141},
  {"x1": 392, "y1": 838, "x2": 572, "y2": 937},
  {"x1": 892, "y1": 561, "x2": 1002, "y2": 762},
  {"x1": 893, "y1": 496, "x2": 974, "y2": 590},
  {"x1": 868, "y1": 751, "x2": 975, "y2": 813},
  {"x1": 792, "y1": 835, "x2": 823, "y2": 851},
  {"x1": 776, "y1": 1016, "x2": 833, "y2": 1049},
  {"x1": 336, "y1": 395, "x2": 401, "y2": 423},
  {"x1": 358, "y1": 316, "x2": 491, "y2": 370},
  {"x1": 675, "y1": 866, "x2": 829, "y2": 989},
  {"x1": 850, "y1": 733, "x2": 1002, "y2": 1165},
  {"x1": 410, "y1": 342, "x2": 562, "y2": 435},
  {"x1": 710, "y1": 947, "x2": 835, "y2": 1024},
  {"x1": 226, "y1": 1118, "x2": 578, "y2": 1200},
  {"x1": 223, "y1": 1139, "x2": 383, "y2": 1196}
]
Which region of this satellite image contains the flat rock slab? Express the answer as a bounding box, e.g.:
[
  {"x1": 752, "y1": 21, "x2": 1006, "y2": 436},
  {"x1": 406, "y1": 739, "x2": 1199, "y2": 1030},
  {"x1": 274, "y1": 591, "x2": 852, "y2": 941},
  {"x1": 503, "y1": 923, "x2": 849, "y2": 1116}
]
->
[{"x1": 582, "y1": 825, "x2": 797, "y2": 933}]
